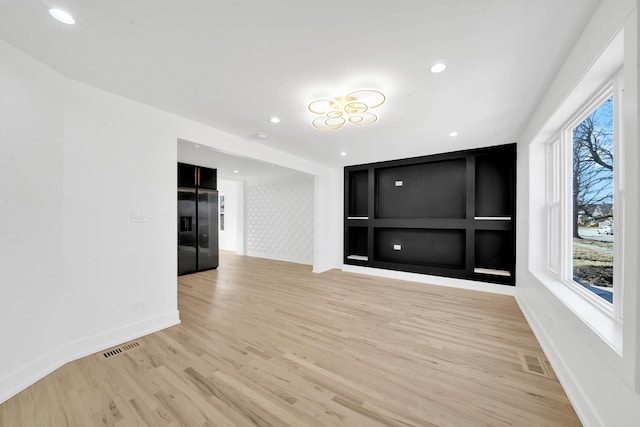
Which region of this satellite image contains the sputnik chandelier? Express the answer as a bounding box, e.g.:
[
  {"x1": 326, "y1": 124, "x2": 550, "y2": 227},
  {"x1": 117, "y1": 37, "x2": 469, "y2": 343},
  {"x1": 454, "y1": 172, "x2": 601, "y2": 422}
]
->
[{"x1": 307, "y1": 89, "x2": 386, "y2": 131}]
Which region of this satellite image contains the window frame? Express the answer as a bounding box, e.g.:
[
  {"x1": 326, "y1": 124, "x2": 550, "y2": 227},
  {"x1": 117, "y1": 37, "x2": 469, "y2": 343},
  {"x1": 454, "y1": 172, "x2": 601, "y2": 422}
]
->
[{"x1": 545, "y1": 70, "x2": 624, "y2": 323}]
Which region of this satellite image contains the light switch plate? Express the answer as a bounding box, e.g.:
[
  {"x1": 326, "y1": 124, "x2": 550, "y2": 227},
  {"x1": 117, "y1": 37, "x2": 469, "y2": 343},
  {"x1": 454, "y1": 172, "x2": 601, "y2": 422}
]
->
[
  {"x1": 393, "y1": 244, "x2": 402, "y2": 250},
  {"x1": 131, "y1": 209, "x2": 148, "y2": 223}
]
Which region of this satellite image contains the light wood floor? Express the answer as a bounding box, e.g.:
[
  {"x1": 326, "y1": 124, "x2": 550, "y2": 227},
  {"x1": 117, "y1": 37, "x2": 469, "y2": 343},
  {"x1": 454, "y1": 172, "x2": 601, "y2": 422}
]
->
[{"x1": 0, "y1": 251, "x2": 581, "y2": 426}]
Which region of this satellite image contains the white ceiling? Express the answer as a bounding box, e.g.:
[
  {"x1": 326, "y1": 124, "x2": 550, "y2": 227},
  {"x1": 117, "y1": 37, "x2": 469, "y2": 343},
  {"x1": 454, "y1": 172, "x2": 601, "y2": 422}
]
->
[
  {"x1": 177, "y1": 139, "x2": 306, "y2": 182},
  {"x1": 0, "y1": 0, "x2": 601, "y2": 170}
]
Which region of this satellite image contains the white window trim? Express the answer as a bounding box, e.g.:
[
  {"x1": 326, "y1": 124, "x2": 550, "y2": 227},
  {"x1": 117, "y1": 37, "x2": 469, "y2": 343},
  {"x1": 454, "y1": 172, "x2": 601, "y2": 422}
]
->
[
  {"x1": 544, "y1": 71, "x2": 624, "y2": 325},
  {"x1": 546, "y1": 140, "x2": 561, "y2": 274}
]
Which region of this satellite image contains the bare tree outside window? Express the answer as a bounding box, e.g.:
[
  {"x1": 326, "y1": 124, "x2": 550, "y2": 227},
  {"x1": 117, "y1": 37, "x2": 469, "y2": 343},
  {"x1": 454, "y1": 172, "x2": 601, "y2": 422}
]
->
[{"x1": 572, "y1": 96, "x2": 614, "y2": 302}]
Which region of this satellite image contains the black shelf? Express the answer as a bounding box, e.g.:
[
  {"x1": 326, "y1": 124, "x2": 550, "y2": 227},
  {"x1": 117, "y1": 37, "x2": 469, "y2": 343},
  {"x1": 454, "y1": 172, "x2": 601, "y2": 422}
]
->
[
  {"x1": 348, "y1": 169, "x2": 368, "y2": 218},
  {"x1": 375, "y1": 228, "x2": 465, "y2": 269},
  {"x1": 347, "y1": 227, "x2": 368, "y2": 259},
  {"x1": 475, "y1": 230, "x2": 514, "y2": 273},
  {"x1": 475, "y1": 147, "x2": 515, "y2": 218},
  {"x1": 344, "y1": 143, "x2": 516, "y2": 285},
  {"x1": 375, "y1": 159, "x2": 466, "y2": 219}
]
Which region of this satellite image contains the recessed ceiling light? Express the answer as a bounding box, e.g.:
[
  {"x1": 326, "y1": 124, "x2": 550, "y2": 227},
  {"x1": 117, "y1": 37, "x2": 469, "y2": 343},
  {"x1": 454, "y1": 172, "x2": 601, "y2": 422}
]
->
[
  {"x1": 340, "y1": 152, "x2": 347, "y2": 156},
  {"x1": 49, "y1": 8, "x2": 75, "y2": 25},
  {"x1": 194, "y1": 144, "x2": 201, "y2": 148},
  {"x1": 270, "y1": 116, "x2": 280, "y2": 124},
  {"x1": 233, "y1": 170, "x2": 239, "y2": 174},
  {"x1": 253, "y1": 133, "x2": 268, "y2": 140},
  {"x1": 430, "y1": 63, "x2": 446, "y2": 73},
  {"x1": 449, "y1": 131, "x2": 459, "y2": 137}
]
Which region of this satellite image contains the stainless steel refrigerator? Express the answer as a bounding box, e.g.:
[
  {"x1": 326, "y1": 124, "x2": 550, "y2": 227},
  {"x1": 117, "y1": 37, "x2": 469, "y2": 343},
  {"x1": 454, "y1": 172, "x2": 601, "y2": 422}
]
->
[{"x1": 178, "y1": 187, "x2": 219, "y2": 275}]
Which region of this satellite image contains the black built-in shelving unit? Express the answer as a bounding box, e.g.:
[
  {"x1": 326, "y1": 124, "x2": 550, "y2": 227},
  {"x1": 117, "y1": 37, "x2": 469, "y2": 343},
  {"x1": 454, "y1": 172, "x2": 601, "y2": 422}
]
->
[{"x1": 344, "y1": 143, "x2": 516, "y2": 285}]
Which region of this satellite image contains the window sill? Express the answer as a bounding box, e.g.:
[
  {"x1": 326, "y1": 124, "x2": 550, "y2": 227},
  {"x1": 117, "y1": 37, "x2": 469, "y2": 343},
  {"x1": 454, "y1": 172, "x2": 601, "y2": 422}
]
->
[{"x1": 530, "y1": 267, "x2": 622, "y2": 355}]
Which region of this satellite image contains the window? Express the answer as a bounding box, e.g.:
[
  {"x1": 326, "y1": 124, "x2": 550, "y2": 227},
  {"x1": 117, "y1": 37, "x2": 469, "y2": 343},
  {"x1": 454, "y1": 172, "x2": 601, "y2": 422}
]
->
[
  {"x1": 546, "y1": 73, "x2": 624, "y2": 320},
  {"x1": 571, "y1": 96, "x2": 614, "y2": 303}
]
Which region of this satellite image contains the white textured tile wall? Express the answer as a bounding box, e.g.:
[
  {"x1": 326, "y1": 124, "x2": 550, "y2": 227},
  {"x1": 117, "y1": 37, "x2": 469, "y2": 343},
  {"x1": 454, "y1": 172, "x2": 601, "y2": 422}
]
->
[{"x1": 247, "y1": 175, "x2": 314, "y2": 265}]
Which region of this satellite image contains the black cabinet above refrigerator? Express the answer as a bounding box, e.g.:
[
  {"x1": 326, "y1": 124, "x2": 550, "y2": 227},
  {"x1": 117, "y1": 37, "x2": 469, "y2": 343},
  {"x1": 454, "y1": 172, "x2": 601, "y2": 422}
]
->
[{"x1": 178, "y1": 162, "x2": 217, "y2": 190}]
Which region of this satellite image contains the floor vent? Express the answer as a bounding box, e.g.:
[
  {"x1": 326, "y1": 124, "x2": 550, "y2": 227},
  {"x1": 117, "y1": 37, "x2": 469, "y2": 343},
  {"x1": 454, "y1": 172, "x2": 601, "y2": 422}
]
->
[
  {"x1": 519, "y1": 352, "x2": 552, "y2": 378},
  {"x1": 101, "y1": 341, "x2": 141, "y2": 359}
]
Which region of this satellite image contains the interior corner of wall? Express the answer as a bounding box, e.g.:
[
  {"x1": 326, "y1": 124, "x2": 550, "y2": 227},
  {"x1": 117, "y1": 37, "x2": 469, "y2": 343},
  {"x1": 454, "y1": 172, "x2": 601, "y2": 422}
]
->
[{"x1": 0, "y1": 311, "x2": 179, "y2": 405}]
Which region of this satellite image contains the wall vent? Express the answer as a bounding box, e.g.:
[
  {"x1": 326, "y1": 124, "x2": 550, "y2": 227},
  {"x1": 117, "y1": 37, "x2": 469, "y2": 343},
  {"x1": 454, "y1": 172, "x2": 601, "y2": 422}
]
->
[
  {"x1": 101, "y1": 341, "x2": 141, "y2": 360},
  {"x1": 518, "y1": 352, "x2": 552, "y2": 378}
]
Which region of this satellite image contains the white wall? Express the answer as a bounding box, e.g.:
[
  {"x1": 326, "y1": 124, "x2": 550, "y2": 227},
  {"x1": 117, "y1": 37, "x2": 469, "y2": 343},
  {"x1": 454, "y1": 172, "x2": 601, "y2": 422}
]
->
[
  {"x1": 0, "y1": 38, "x2": 342, "y2": 403},
  {"x1": 516, "y1": 1, "x2": 640, "y2": 426},
  {"x1": 61, "y1": 78, "x2": 182, "y2": 344},
  {"x1": 246, "y1": 174, "x2": 315, "y2": 265},
  {"x1": 0, "y1": 38, "x2": 66, "y2": 395},
  {"x1": 314, "y1": 168, "x2": 343, "y2": 273},
  {"x1": 217, "y1": 178, "x2": 239, "y2": 251},
  {"x1": 0, "y1": 38, "x2": 181, "y2": 403}
]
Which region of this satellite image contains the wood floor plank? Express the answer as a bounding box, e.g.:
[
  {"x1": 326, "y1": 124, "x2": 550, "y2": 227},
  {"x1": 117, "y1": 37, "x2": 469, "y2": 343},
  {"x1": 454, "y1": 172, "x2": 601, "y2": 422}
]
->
[{"x1": 0, "y1": 251, "x2": 581, "y2": 426}]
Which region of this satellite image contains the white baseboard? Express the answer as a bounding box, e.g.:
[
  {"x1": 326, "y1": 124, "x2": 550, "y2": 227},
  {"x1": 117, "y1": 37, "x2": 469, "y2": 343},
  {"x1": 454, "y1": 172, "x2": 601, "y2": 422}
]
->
[
  {"x1": 313, "y1": 259, "x2": 341, "y2": 273},
  {"x1": 246, "y1": 252, "x2": 313, "y2": 266},
  {"x1": 312, "y1": 264, "x2": 336, "y2": 273},
  {"x1": 342, "y1": 264, "x2": 516, "y2": 296},
  {"x1": 516, "y1": 296, "x2": 603, "y2": 427},
  {"x1": 0, "y1": 310, "x2": 180, "y2": 404}
]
